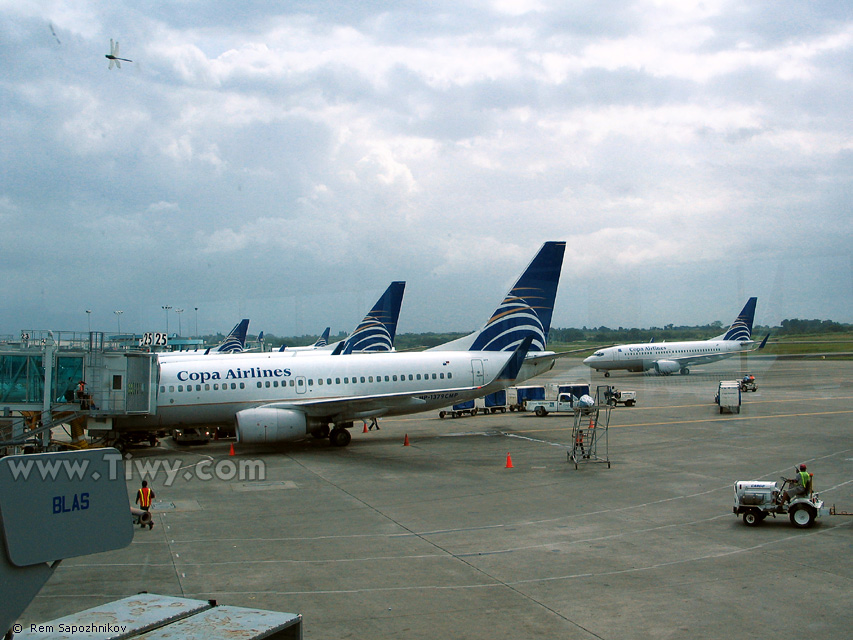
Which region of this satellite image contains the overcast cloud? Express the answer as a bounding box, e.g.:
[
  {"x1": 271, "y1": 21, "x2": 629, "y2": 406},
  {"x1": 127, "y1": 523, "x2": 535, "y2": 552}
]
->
[{"x1": 1, "y1": 1, "x2": 851, "y2": 338}]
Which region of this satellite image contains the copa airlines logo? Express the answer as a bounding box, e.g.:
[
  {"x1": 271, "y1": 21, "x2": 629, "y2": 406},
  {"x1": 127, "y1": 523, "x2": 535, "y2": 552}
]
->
[
  {"x1": 470, "y1": 293, "x2": 547, "y2": 352},
  {"x1": 217, "y1": 337, "x2": 244, "y2": 353},
  {"x1": 178, "y1": 367, "x2": 292, "y2": 384},
  {"x1": 723, "y1": 316, "x2": 753, "y2": 341},
  {"x1": 343, "y1": 319, "x2": 393, "y2": 353}
]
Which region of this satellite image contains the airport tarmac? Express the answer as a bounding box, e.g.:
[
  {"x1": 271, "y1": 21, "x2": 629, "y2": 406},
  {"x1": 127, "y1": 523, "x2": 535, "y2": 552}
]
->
[{"x1": 20, "y1": 356, "x2": 853, "y2": 639}]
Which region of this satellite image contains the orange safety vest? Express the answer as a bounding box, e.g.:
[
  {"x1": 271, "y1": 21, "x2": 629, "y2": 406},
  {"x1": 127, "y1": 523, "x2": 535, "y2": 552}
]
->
[{"x1": 137, "y1": 487, "x2": 153, "y2": 507}]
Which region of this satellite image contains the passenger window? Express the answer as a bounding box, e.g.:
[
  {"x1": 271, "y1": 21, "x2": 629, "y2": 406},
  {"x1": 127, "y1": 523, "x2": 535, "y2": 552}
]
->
[
  {"x1": 178, "y1": 385, "x2": 183, "y2": 392},
  {"x1": 327, "y1": 378, "x2": 332, "y2": 385},
  {"x1": 360, "y1": 376, "x2": 366, "y2": 383},
  {"x1": 318, "y1": 378, "x2": 324, "y2": 385},
  {"x1": 265, "y1": 381, "x2": 271, "y2": 388},
  {"x1": 205, "y1": 384, "x2": 210, "y2": 390},
  {"x1": 368, "y1": 376, "x2": 373, "y2": 383},
  {"x1": 416, "y1": 374, "x2": 421, "y2": 380},
  {"x1": 385, "y1": 376, "x2": 390, "y2": 382},
  {"x1": 213, "y1": 384, "x2": 218, "y2": 390},
  {"x1": 448, "y1": 373, "x2": 452, "y2": 379},
  {"x1": 239, "y1": 383, "x2": 245, "y2": 389},
  {"x1": 169, "y1": 386, "x2": 174, "y2": 392},
  {"x1": 392, "y1": 375, "x2": 398, "y2": 381},
  {"x1": 336, "y1": 378, "x2": 341, "y2": 384}
]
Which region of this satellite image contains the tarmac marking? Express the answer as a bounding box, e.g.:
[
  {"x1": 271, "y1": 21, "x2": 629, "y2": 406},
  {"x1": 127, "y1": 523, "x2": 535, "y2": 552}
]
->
[{"x1": 512, "y1": 407, "x2": 853, "y2": 434}]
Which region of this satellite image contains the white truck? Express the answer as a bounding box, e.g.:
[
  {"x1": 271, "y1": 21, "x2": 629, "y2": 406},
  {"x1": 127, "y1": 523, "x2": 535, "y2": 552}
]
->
[
  {"x1": 525, "y1": 393, "x2": 593, "y2": 417},
  {"x1": 715, "y1": 380, "x2": 742, "y2": 414}
]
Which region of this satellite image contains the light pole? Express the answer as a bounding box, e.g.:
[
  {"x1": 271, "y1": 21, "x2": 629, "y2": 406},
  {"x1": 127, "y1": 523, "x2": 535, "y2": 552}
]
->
[
  {"x1": 194, "y1": 307, "x2": 199, "y2": 337},
  {"x1": 162, "y1": 305, "x2": 172, "y2": 335},
  {"x1": 86, "y1": 309, "x2": 92, "y2": 333},
  {"x1": 114, "y1": 310, "x2": 123, "y2": 335},
  {"x1": 176, "y1": 309, "x2": 184, "y2": 336}
]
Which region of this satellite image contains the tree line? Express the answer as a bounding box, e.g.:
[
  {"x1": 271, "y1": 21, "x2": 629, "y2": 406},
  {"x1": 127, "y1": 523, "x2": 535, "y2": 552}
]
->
[{"x1": 202, "y1": 318, "x2": 849, "y2": 349}]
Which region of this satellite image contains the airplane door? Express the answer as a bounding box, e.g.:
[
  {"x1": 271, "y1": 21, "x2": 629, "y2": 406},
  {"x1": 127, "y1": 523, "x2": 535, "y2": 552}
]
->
[
  {"x1": 471, "y1": 359, "x2": 485, "y2": 386},
  {"x1": 295, "y1": 376, "x2": 307, "y2": 395}
]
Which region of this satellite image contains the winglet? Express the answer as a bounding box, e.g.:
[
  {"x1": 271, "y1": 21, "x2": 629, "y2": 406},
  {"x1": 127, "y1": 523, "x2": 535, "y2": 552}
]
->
[
  {"x1": 495, "y1": 335, "x2": 534, "y2": 382},
  {"x1": 330, "y1": 341, "x2": 345, "y2": 356},
  {"x1": 758, "y1": 333, "x2": 770, "y2": 350}
]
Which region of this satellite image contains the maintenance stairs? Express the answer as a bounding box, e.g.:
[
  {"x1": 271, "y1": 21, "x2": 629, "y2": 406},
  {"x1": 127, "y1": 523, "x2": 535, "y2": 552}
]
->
[{"x1": 567, "y1": 386, "x2": 613, "y2": 469}]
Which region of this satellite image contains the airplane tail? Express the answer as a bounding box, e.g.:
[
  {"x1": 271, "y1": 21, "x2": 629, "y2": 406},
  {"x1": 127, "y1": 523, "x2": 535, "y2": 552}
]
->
[
  {"x1": 313, "y1": 327, "x2": 331, "y2": 348},
  {"x1": 341, "y1": 282, "x2": 406, "y2": 353},
  {"x1": 715, "y1": 297, "x2": 758, "y2": 342},
  {"x1": 215, "y1": 319, "x2": 250, "y2": 353},
  {"x1": 429, "y1": 241, "x2": 566, "y2": 353}
]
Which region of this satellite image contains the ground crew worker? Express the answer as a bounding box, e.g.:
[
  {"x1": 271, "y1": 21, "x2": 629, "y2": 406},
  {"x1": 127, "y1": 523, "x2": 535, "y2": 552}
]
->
[
  {"x1": 135, "y1": 480, "x2": 155, "y2": 529},
  {"x1": 780, "y1": 464, "x2": 811, "y2": 504}
]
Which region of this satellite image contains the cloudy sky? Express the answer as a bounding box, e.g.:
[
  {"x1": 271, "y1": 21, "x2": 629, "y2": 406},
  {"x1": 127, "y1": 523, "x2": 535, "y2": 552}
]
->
[{"x1": 1, "y1": 1, "x2": 851, "y2": 339}]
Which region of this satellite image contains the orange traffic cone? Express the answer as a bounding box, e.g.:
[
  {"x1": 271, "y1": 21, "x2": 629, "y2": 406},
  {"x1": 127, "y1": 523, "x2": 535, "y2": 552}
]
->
[
  {"x1": 363, "y1": 422, "x2": 368, "y2": 433},
  {"x1": 229, "y1": 443, "x2": 235, "y2": 456},
  {"x1": 505, "y1": 452, "x2": 514, "y2": 468},
  {"x1": 403, "y1": 434, "x2": 410, "y2": 446}
]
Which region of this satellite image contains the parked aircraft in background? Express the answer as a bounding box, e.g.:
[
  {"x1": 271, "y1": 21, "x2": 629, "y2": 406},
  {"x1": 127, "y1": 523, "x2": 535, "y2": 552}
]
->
[
  {"x1": 280, "y1": 327, "x2": 331, "y2": 352},
  {"x1": 157, "y1": 320, "x2": 249, "y2": 361},
  {"x1": 113, "y1": 243, "x2": 564, "y2": 447},
  {"x1": 583, "y1": 297, "x2": 768, "y2": 376},
  {"x1": 281, "y1": 281, "x2": 406, "y2": 354}
]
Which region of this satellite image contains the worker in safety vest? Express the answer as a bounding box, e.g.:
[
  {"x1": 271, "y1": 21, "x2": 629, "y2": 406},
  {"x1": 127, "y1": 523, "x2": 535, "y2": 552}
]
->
[
  {"x1": 135, "y1": 480, "x2": 155, "y2": 529},
  {"x1": 781, "y1": 464, "x2": 811, "y2": 505}
]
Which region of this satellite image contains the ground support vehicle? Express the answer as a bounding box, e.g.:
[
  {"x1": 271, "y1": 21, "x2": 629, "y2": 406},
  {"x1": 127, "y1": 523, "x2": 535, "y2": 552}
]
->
[
  {"x1": 172, "y1": 427, "x2": 212, "y2": 445},
  {"x1": 475, "y1": 390, "x2": 508, "y2": 414},
  {"x1": 715, "y1": 380, "x2": 742, "y2": 413},
  {"x1": 439, "y1": 400, "x2": 478, "y2": 419},
  {"x1": 740, "y1": 375, "x2": 757, "y2": 392},
  {"x1": 568, "y1": 402, "x2": 611, "y2": 469},
  {"x1": 733, "y1": 477, "x2": 828, "y2": 528},
  {"x1": 526, "y1": 393, "x2": 592, "y2": 417},
  {"x1": 506, "y1": 385, "x2": 546, "y2": 411},
  {"x1": 598, "y1": 385, "x2": 637, "y2": 407}
]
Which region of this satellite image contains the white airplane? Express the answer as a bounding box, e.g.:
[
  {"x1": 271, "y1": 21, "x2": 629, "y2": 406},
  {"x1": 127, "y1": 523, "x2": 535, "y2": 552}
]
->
[
  {"x1": 114, "y1": 242, "x2": 566, "y2": 447},
  {"x1": 583, "y1": 297, "x2": 768, "y2": 377},
  {"x1": 281, "y1": 327, "x2": 332, "y2": 352},
  {"x1": 282, "y1": 281, "x2": 406, "y2": 354},
  {"x1": 157, "y1": 319, "x2": 249, "y2": 361},
  {"x1": 105, "y1": 39, "x2": 132, "y2": 69}
]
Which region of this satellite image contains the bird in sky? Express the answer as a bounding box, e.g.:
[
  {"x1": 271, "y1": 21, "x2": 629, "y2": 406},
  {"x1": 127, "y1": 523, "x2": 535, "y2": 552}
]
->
[{"x1": 106, "y1": 39, "x2": 132, "y2": 69}]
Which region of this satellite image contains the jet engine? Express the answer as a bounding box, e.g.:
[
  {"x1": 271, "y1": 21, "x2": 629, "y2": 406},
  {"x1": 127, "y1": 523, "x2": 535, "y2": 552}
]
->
[
  {"x1": 235, "y1": 408, "x2": 308, "y2": 444},
  {"x1": 654, "y1": 360, "x2": 681, "y2": 375}
]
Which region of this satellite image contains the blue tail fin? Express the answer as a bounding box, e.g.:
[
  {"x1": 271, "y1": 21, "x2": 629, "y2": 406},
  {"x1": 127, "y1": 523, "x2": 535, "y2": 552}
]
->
[
  {"x1": 313, "y1": 327, "x2": 331, "y2": 348},
  {"x1": 342, "y1": 281, "x2": 406, "y2": 353},
  {"x1": 720, "y1": 297, "x2": 757, "y2": 341},
  {"x1": 430, "y1": 241, "x2": 566, "y2": 353},
  {"x1": 216, "y1": 319, "x2": 249, "y2": 353}
]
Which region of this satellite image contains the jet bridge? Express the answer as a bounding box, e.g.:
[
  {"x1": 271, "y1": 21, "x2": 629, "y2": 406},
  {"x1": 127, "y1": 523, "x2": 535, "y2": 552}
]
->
[{"x1": 0, "y1": 331, "x2": 157, "y2": 453}]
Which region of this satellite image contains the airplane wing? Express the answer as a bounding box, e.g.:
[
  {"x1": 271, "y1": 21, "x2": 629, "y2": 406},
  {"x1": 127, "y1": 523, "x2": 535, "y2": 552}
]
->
[{"x1": 260, "y1": 386, "x2": 462, "y2": 419}]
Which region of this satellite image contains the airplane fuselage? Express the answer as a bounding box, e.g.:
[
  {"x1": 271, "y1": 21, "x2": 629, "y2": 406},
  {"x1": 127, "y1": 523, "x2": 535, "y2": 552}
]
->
[{"x1": 116, "y1": 348, "x2": 554, "y2": 431}]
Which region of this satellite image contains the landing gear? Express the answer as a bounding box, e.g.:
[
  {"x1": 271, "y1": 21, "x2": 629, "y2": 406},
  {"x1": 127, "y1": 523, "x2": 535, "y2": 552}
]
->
[
  {"x1": 680, "y1": 368, "x2": 690, "y2": 375},
  {"x1": 329, "y1": 424, "x2": 352, "y2": 447},
  {"x1": 310, "y1": 425, "x2": 331, "y2": 439},
  {"x1": 604, "y1": 372, "x2": 610, "y2": 378}
]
